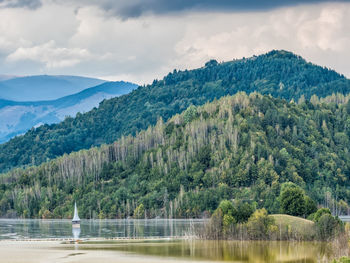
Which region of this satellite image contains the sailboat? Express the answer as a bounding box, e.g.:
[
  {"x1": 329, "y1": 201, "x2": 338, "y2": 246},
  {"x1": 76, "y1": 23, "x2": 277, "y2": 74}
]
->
[{"x1": 72, "y1": 202, "x2": 81, "y2": 228}]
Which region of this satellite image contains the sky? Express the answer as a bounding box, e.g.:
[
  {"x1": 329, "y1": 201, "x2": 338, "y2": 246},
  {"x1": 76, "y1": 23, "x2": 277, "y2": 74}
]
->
[{"x1": 0, "y1": 0, "x2": 350, "y2": 85}]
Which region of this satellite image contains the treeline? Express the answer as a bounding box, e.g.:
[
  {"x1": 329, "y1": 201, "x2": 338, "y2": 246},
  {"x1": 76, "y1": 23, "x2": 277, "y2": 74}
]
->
[
  {"x1": 2, "y1": 92, "x2": 350, "y2": 218},
  {"x1": 1, "y1": 50, "x2": 350, "y2": 173}
]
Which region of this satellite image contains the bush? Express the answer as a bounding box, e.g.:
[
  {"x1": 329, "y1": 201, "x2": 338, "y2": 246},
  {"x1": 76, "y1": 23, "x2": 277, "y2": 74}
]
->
[
  {"x1": 315, "y1": 213, "x2": 344, "y2": 241},
  {"x1": 204, "y1": 199, "x2": 256, "y2": 239},
  {"x1": 316, "y1": 214, "x2": 338, "y2": 241},
  {"x1": 247, "y1": 208, "x2": 276, "y2": 240},
  {"x1": 304, "y1": 196, "x2": 317, "y2": 216},
  {"x1": 218, "y1": 200, "x2": 235, "y2": 214},
  {"x1": 313, "y1": 208, "x2": 331, "y2": 222},
  {"x1": 234, "y1": 201, "x2": 255, "y2": 223},
  {"x1": 307, "y1": 212, "x2": 316, "y2": 221},
  {"x1": 280, "y1": 183, "x2": 306, "y2": 217},
  {"x1": 217, "y1": 200, "x2": 236, "y2": 235},
  {"x1": 133, "y1": 204, "x2": 145, "y2": 219}
]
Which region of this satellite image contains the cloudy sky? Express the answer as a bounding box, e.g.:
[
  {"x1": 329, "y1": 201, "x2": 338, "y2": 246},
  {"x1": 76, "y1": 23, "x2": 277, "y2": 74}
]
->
[{"x1": 0, "y1": 0, "x2": 350, "y2": 84}]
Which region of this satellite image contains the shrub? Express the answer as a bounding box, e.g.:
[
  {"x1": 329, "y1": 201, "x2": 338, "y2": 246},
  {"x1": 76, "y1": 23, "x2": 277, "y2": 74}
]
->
[
  {"x1": 280, "y1": 183, "x2": 306, "y2": 217},
  {"x1": 304, "y1": 196, "x2": 317, "y2": 216},
  {"x1": 133, "y1": 204, "x2": 145, "y2": 219},
  {"x1": 313, "y1": 208, "x2": 331, "y2": 222},
  {"x1": 247, "y1": 208, "x2": 276, "y2": 240},
  {"x1": 234, "y1": 201, "x2": 255, "y2": 223},
  {"x1": 315, "y1": 213, "x2": 343, "y2": 241},
  {"x1": 218, "y1": 200, "x2": 235, "y2": 215}
]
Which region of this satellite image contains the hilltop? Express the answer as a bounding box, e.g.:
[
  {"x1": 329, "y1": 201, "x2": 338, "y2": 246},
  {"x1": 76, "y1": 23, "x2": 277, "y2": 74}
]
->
[{"x1": 1, "y1": 50, "x2": 350, "y2": 173}]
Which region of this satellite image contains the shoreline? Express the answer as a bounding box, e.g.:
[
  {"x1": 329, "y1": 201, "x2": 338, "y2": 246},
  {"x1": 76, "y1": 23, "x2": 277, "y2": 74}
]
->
[{"x1": 0, "y1": 236, "x2": 187, "y2": 242}]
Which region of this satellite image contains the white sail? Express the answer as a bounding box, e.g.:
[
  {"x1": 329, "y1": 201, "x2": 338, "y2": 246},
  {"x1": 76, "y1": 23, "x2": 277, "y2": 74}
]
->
[{"x1": 72, "y1": 202, "x2": 80, "y2": 222}]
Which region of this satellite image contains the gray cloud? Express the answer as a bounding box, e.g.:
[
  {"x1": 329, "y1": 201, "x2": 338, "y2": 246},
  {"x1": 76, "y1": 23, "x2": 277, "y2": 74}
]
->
[
  {"x1": 7, "y1": 0, "x2": 349, "y2": 17},
  {"x1": 0, "y1": 1, "x2": 350, "y2": 85},
  {"x1": 0, "y1": 0, "x2": 41, "y2": 9},
  {"x1": 67, "y1": 0, "x2": 350, "y2": 18}
]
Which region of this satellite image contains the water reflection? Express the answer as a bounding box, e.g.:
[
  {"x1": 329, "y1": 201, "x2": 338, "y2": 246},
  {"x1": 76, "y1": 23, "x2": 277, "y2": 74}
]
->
[
  {"x1": 0, "y1": 219, "x2": 204, "y2": 240},
  {"x1": 87, "y1": 240, "x2": 334, "y2": 263},
  {"x1": 72, "y1": 227, "x2": 81, "y2": 240},
  {"x1": 0, "y1": 219, "x2": 341, "y2": 262}
]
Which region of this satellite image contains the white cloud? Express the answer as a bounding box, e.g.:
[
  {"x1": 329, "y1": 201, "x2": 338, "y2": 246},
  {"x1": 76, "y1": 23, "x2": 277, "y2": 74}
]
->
[
  {"x1": 6, "y1": 40, "x2": 92, "y2": 68},
  {"x1": 297, "y1": 7, "x2": 349, "y2": 51},
  {"x1": 0, "y1": 1, "x2": 350, "y2": 84},
  {"x1": 173, "y1": 3, "x2": 350, "y2": 76}
]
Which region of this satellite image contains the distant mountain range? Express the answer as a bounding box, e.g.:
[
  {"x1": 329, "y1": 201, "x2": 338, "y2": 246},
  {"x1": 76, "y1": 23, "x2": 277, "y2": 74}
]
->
[
  {"x1": 0, "y1": 80, "x2": 137, "y2": 143},
  {"x1": 0, "y1": 75, "x2": 107, "y2": 101}
]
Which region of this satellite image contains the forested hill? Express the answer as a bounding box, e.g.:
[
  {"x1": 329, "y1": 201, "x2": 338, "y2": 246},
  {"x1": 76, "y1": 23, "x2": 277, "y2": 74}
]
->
[
  {"x1": 1, "y1": 50, "x2": 350, "y2": 173},
  {"x1": 2, "y1": 92, "x2": 350, "y2": 218}
]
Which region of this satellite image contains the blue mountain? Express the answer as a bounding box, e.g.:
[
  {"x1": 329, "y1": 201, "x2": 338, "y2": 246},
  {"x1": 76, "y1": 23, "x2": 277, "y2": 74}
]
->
[
  {"x1": 0, "y1": 75, "x2": 106, "y2": 101},
  {"x1": 0, "y1": 81, "x2": 137, "y2": 143}
]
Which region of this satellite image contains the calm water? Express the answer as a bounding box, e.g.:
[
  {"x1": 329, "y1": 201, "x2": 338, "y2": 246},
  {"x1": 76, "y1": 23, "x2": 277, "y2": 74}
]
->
[
  {"x1": 73, "y1": 240, "x2": 337, "y2": 262},
  {"x1": 0, "y1": 219, "x2": 204, "y2": 240},
  {"x1": 0, "y1": 219, "x2": 344, "y2": 262}
]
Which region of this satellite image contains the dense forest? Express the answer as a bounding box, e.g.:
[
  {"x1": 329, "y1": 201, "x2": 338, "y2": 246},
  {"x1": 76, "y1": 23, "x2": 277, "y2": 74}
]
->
[
  {"x1": 1, "y1": 92, "x2": 350, "y2": 219},
  {"x1": 1, "y1": 50, "x2": 350, "y2": 173}
]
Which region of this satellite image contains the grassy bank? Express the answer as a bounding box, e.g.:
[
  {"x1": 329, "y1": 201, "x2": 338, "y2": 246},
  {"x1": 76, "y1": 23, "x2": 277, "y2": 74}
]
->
[
  {"x1": 271, "y1": 214, "x2": 314, "y2": 227},
  {"x1": 270, "y1": 214, "x2": 316, "y2": 240}
]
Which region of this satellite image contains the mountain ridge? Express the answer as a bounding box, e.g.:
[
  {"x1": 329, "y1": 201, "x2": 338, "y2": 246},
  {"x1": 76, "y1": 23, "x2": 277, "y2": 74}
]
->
[
  {"x1": 0, "y1": 81, "x2": 136, "y2": 106},
  {"x1": 0, "y1": 75, "x2": 106, "y2": 101},
  {"x1": 0, "y1": 49, "x2": 350, "y2": 173}
]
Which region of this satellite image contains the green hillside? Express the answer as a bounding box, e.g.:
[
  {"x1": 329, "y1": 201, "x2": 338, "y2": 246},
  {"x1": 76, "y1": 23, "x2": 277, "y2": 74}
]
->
[
  {"x1": 1, "y1": 92, "x2": 350, "y2": 218},
  {"x1": 1, "y1": 50, "x2": 350, "y2": 173}
]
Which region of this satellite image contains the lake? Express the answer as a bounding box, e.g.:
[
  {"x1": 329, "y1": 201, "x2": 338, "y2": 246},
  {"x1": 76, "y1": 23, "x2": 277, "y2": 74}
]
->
[
  {"x1": 77, "y1": 240, "x2": 336, "y2": 262},
  {"x1": 0, "y1": 219, "x2": 343, "y2": 262},
  {"x1": 0, "y1": 219, "x2": 204, "y2": 239}
]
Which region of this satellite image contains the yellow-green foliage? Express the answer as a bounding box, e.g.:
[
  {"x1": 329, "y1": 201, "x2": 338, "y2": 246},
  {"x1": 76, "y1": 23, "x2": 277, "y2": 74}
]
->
[
  {"x1": 247, "y1": 208, "x2": 276, "y2": 240},
  {"x1": 134, "y1": 204, "x2": 145, "y2": 219}
]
